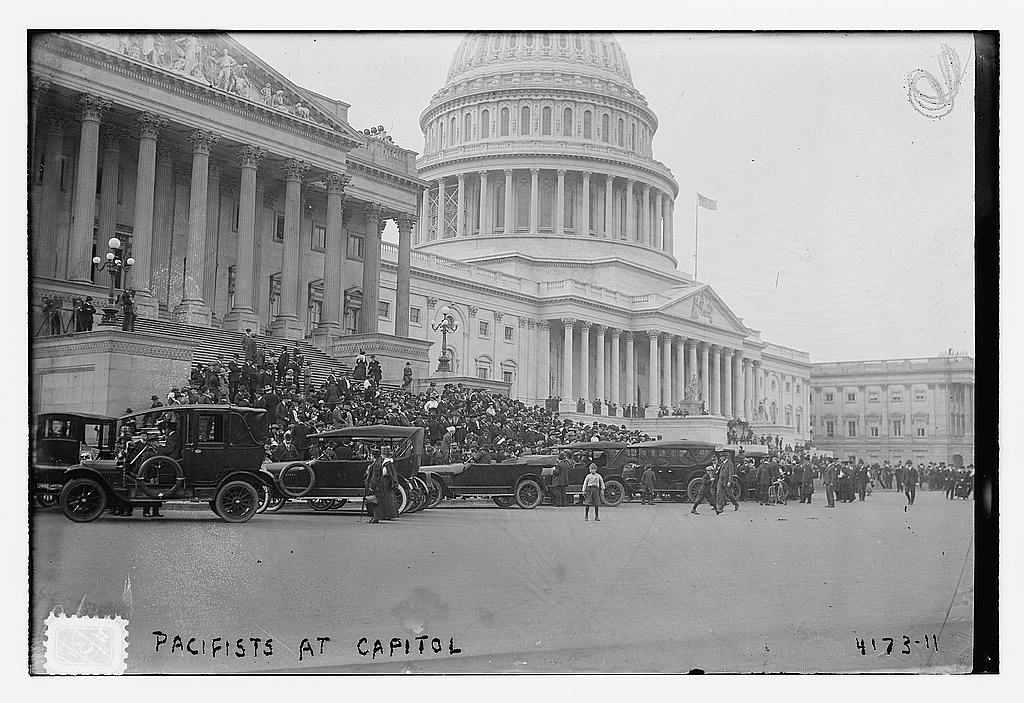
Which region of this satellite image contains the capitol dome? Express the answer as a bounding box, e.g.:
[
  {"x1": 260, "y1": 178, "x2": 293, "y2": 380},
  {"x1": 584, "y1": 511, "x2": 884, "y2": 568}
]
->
[{"x1": 415, "y1": 31, "x2": 680, "y2": 276}]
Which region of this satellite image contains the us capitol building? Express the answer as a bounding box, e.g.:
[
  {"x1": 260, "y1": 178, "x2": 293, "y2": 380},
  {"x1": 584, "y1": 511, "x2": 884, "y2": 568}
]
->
[{"x1": 30, "y1": 31, "x2": 816, "y2": 445}]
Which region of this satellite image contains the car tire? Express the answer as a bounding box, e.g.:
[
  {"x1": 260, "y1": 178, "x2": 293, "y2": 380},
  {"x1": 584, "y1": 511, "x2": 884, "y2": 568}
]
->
[
  {"x1": 59, "y1": 478, "x2": 107, "y2": 523},
  {"x1": 265, "y1": 496, "x2": 287, "y2": 513},
  {"x1": 686, "y1": 477, "x2": 705, "y2": 503},
  {"x1": 215, "y1": 480, "x2": 260, "y2": 523},
  {"x1": 34, "y1": 493, "x2": 58, "y2": 509},
  {"x1": 328, "y1": 499, "x2": 348, "y2": 510},
  {"x1": 256, "y1": 486, "x2": 271, "y2": 514},
  {"x1": 308, "y1": 498, "x2": 334, "y2": 511},
  {"x1": 410, "y1": 478, "x2": 430, "y2": 512},
  {"x1": 278, "y1": 462, "x2": 316, "y2": 499},
  {"x1": 394, "y1": 483, "x2": 408, "y2": 515},
  {"x1": 601, "y1": 479, "x2": 626, "y2": 507},
  {"x1": 515, "y1": 478, "x2": 543, "y2": 510},
  {"x1": 492, "y1": 496, "x2": 515, "y2": 508},
  {"x1": 425, "y1": 476, "x2": 445, "y2": 509}
]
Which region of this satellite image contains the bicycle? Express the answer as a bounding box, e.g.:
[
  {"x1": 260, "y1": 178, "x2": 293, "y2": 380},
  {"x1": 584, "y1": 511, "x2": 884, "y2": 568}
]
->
[{"x1": 767, "y1": 478, "x2": 789, "y2": 506}]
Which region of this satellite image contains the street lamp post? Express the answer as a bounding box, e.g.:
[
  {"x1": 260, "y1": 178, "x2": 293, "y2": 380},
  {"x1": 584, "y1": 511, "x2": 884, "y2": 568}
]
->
[
  {"x1": 431, "y1": 306, "x2": 458, "y2": 373},
  {"x1": 91, "y1": 236, "x2": 134, "y2": 326}
]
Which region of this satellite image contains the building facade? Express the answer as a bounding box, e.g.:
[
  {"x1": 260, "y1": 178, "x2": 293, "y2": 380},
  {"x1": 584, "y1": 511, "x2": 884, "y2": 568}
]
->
[
  {"x1": 30, "y1": 31, "x2": 813, "y2": 442},
  {"x1": 808, "y1": 355, "x2": 975, "y2": 465}
]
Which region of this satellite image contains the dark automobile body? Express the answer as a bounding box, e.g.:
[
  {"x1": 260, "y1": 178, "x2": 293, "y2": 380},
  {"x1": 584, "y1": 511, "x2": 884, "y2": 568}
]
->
[
  {"x1": 49, "y1": 405, "x2": 276, "y2": 522},
  {"x1": 33, "y1": 412, "x2": 118, "y2": 504},
  {"x1": 545, "y1": 441, "x2": 630, "y2": 505},
  {"x1": 620, "y1": 439, "x2": 720, "y2": 500},
  {"x1": 424, "y1": 454, "x2": 559, "y2": 508},
  {"x1": 264, "y1": 425, "x2": 424, "y2": 500},
  {"x1": 723, "y1": 444, "x2": 770, "y2": 500}
]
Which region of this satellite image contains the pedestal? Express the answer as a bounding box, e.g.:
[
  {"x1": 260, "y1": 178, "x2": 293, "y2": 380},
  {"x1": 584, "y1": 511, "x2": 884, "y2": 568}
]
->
[
  {"x1": 332, "y1": 333, "x2": 433, "y2": 386},
  {"x1": 222, "y1": 308, "x2": 262, "y2": 335},
  {"x1": 416, "y1": 375, "x2": 512, "y2": 397},
  {"x1": 268, "y1": 314, "x2": 304, "y2": 340},
  {"x1": 172, "y1": 299, "x2": 212, "y2": 327},
  {"x1": 309, "y1": 323, "x2": 342, "y2": 353},
  {"x1": 133, "y1": 290, "x2": 159, "y2": 321}
]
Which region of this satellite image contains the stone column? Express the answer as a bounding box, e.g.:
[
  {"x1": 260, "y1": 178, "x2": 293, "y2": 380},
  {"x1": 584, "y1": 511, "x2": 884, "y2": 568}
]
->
[
  {"x1": 36, "y1": 111, "x2": 69, "y2": 279},
  {"x1": 687, "y1": 338, "x2": 699, "y2": 399},
  {"x1": 358, "y1": 203, "x2": 385, "y2": 333},
  {"x1": 478, "y1": 171, "x2": 490, "y2": 235},
  {"x1": 223, "y1": 145, "x2": 266, "y2": 332},
  {"x1": 419, "y1": 186, "x2": 430, "y2": 243},
  {"x1": 604, "y1": 174, "x2": 614, "y2": 238},
  {"x1": 456, "y1": 173, "x2": 466, "y2": 238},
  {"x1": 203, "y1": 158, "x2": 223, "y2": 310},
  {"x1": 97, "y1": 127, "x2": 123, "y2": 261},
  {"x1": 579, "y1": 321, "x2": 591, "y2": 402},
  {"x1": 529, "y1": 168, "x2": 540, "y2": 234},
  {"x1": 581, "y1": 171, "x2": 591, "y2": 235},
  {"x1": 674, "y1": 336, "x2": 686, "y2": 407},
  {"x1": 519, "y1": 318, "x2": 532, "y2": 401},
  {"x1": 537, "y1": 320, "x2": 551, "y2": 400},
  {"x1": 641, "y1": 184, "x2": 651, "y2": 246},
  {"x1": 173, "y1": 129, "x2": 220, "y2": 324},
  {"x1": 625, "y1": 179, "x2": 635, "y2": 242},
  {"x1": 742, "y1": 359, "x2": 752, "y2": 421},
  {"x1": 655, "y1": 191, "x2": 665, "y2": 249},
  {"x1": 270, "y1": 158, "x2": 308, "y2": 337},
  {"x1": 699, "y1": 343, "x2": 711, "y2": 412},
  {"x1": 625, "y1": 332, "x2": 635, "y2": 408},
  {"x1": 556, "y1": 169, "x2": 566, "y2": 235},
  {"x1": 68, "y1": 94, "x2": 111, "y2": 282},
  {"x1": 610, "y1": 329, "x2": 621, "y2": 408},
  {"x1": 753, "y1": 361, "x2": 762, "y2": 414},
  {"x1": 662, "y1": 331, "x2": 672, "y2": 408},
  {"x1": 722, "y1": 348, "x2": 734, "y2": 417},
  {"x1": 395, "y1": 213, "x2": 415, "y2": 337},
  {"x1": 709, "y1": 345, "x2": 721, "y2": 415},
  {"x1": 561, "y1": 318, "x2": 575, "y2": 401},
  {"x1": 666, "y1": 199, "x2": 675, "y2": 254},
  {"x1": 436, "y1": 178, "x2": 447, "y2": 238},
  {"x1": 503, "y1": 169, "x2": 514, "y2": 233},
  {"x1": 130, "y1": 113, "x2": 166, "y2": 318},
  {"x1": 735, "y1": 354, "x2": 746, "y2": 421},
  {"x1": 307, "y1": 171, "x2": 347, "y2": 341},
  {"x1": 595, "y1": 325, "x2": 606, "y2": 405},
  {"x1": 647, "y1": 330, "x2": 659, "y2": 410}
]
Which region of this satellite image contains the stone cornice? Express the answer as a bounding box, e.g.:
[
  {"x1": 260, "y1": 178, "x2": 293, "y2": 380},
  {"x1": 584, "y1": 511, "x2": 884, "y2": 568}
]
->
[
  {"x1": 346, "y1": 156, "x2": 429, "y2": 191},
  {"x1": 33, "y1": 332, "x2": 194, "y2": 361}
]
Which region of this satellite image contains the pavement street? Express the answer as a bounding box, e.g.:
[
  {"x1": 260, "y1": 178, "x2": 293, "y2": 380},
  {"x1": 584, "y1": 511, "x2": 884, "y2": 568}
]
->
[{"x1": 29, "y1": 490, "x2": 975, "y2": 674}]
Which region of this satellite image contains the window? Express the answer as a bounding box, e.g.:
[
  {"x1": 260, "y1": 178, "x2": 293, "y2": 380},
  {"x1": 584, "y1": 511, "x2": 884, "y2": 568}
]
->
[
  {"x1": 477, "y1": 367, "x2": 489, "y2": 380},
  {"x1": 480, "y1": 109, "x2": 490, "y2": 139},
  {"x1": 868, "y1": 391, "x2": 879, "y2": 402},
  {"x1": 891, "y1": 391, "x2": 903, "y2": 402},
  {"x1": 409, "y1": 307, "x2": 421, "y2": 324},
  {"x1": 275, "y1": 212, "x2": 285, "y2": 241},
  {"x1": 601, "y1": 113, "x2": 609, "y2": 142},
  {"x1": 521, "y1": 106, "x2": 531, "y2": 135},
  {"x1": 824, "y1": 392, "x2": 834, "y2": 403},
  {"x1": 870, "y1": 425, "x2": 879, "y2": 437},
  {"x1": 232, "y1": 199, "x2": 240, "y2": 231},
  {"x1": 378, "y1": 301, "x2": 390, "y2": 319},
  {"x1": 916, "y1": 426, "x2": 926, "y2": 437},
  {"x1": 196, "y1": 413, "x2": 225, "y2": 444},
  {"x1": 846, "y1": 392, "x2": 856, "y2": 402},
  {"x1": 500, "y1": 107, "x2": 510, "y2": 136},
  {"x1": 562, "y1": 107, "x2": 573, "y2": 137},
  {"x1": 892, "y1": 419, "x2": 903, "y2": 437},
  {"x1": 479, "y1": 320, "x2": 490, "y2": 337},
  {"x1": 542, "y1": 106, "x2": 552, "y2": 135},
  {"x1": 583, "y1": 110, "x2": 592, "y2": 139},
  {"x1": 347, "y1": 234, "x2": 364, "y2": 260},
  {"x1": 630, "y1": 123, "x2": 636, "y2": 151},
  {"x1": 914, "y1": 390, "x2": 927, "y2": 401},
  {"x1": 617, "y1": 118, "x2": 624, "y2": 146},
  {"x1": 797, "y1": 383, "x2": 802, "y2": 394},
  {"x1": 786, "y1": 382, "x2": 791, "y2": 393},
  {"x1": 847, "y1": 421, "x2": 857, "y2": 437},
  {"x1": 311, "y1": 223, "x2": 326, "y2": 251},
  {"x1": 59, "y1": 155, "x2": 70, "y2": 191},
  {"x1": 503, "y1": 370, "x2": 513, "y2": 384},
  {"x1": 464, "y1": 113, "x2": 472, "y2": 142},
  {"x1": 450, "y1": 117, "x2": 457, "y2": 146},
  {"x1": 504, "y1": 325, "x2": 513, "y2": 342},
  {"x1": 825, "y1": 421, "x2": 835, "y2": 438}
]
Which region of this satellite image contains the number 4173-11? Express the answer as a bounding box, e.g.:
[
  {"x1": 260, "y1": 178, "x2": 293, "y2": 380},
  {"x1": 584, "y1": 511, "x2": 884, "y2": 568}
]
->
[{"x1": 856, "y1": 634, "x2": 939, "y2": 655}]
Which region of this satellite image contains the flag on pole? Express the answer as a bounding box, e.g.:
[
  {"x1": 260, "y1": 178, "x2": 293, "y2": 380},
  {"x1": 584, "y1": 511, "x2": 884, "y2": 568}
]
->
[{"x1": 697, "y1": 193, "x2": 717, "y2": 211}]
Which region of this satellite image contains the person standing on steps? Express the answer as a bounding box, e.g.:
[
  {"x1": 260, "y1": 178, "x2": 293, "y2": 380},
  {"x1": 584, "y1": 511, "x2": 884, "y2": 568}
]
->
[{"x1": 581, "y1": 464, "x2": 604, "y2": 521}]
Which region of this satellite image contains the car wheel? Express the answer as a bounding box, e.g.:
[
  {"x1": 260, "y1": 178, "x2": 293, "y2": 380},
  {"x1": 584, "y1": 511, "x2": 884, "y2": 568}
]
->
[
  {"x1": 394, "y1": 483, "x2": 408, "y2": 514},
  {"x1": 256, "y1": 487, "x2": 271, "y2": 514},
  {"x1": 265, "y1": 496, "x2": 287, "y2": 513},
  {"x1": 308, "y1": 498, "x2": 334, "y2": 511},
  {"x1": 687, "y1": 477, "x2": 705, "y2": 503},
  {"x1": 328, "y1": 499, "x2": 348, "y2": 510},
  {"x1": 425, "y1": 476, "x2": 445, "y2": 509},
  {"x1": 601, "y1": 479, "x2": 626, "y2": 507},
  {"x1": 492, "y1": 496, "x2": 515, "y2": 508},
  {"x1": 410, "y1": 478, "x2": 430, "y2": 512},
  {"x1": 34, "y1": 493, "x2": 58, "y2": 509},
  {"x1": 59, "y1": 478, "x2": 107, "y2": 523},
  {"x1": 515, "y1": 478, "x2": 543, "y2": 509},
  {"x1": 278, "y1": 462, "x2": 316, "y2": 499},
  {"x1": 215, "y1": 480, "x2": 260, "y2": 523}
]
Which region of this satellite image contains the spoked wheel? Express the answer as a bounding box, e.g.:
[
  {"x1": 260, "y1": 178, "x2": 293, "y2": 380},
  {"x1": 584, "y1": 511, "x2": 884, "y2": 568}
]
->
[
  {"x1": 492, "y1": 496, "x2": 515, "y2": 508},
  {"x1": 515, "y1": 478, "x2": 543, "y2": 509},
  {"x1": 687, "y1": 477, "x2": 705, "y2": 503},
  {"x1": 265, "y1": 496, "x2": 287, "y2": 513},
  {"x1": 410, "y1": 478, "x2": 430, "y2": 512},
  {"x1": 308, "y1": 498, "x2": 334, "y2": 511},
  {"x1": 328, "y1": 499, "x2": 348, "y2": 510},
  {"x1": 778, "y1": 483, "x2": 789, "y2": 505},
  {"x1": 34, "y1": 493, "x2": 59, "y2": 509},
  {"x1": 393, "y1": 483, "x2": 409, "y2": 515},
  {"x1": 59, "y1": 478, "x2": 107, "y2": 523},
  {"x1": 601, "y1": 479, "x2": 626, "y2": 507},
  {"x1": 215, "y1": 480, "x2": 260, "y2": 523},
  {"x1": 424, "y1": 476, "x2": 444, "y2": 509},
  {"x1": 256, "y1": 486, "x2": 271, "y2": 514}
]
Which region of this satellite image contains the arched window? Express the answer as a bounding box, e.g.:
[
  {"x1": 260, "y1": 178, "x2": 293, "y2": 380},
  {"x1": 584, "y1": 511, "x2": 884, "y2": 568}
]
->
[
  {"x1": 509, "y1": 33, "x2": 518, "y2": 49},
  {"x1": 539, "y1": 181, "x2": 554, "y2": 230},
  {"x1": 601, "y1": 114, "x2": 609, "y2": 142},
  {"x1": 495, "y1": 181, "x2": 505, "y2": 230},
  {"x1": 480, "y1": 109, "x2": 490, "y2": 139},
  {"x1": 492, "y1": 35, "x2": 502, "y2": 51},
  {"x1": 525, "y1": 33, "x2": 534, "y2": 47},
  {"x1": 630, "y1": 123, "x2": 636, "y2": 152},
  {"x1": 583, "y1": 110, "x2": 592, "y2": 139},
  {"x1": 500, "y1": 107, "x2": 510, "y2": 136},
  {"x1": 542, "y1": 34, "x2": 551, "y2": 48},
  {"x1": 438, "y1": 120, "x2": 445, "y2": 150},
  {"x1": 564, "y1": 183, "x2": 575, "y2": 230},
  {"x1": 617, "y1": 118, "x2": 624, "y2": 146},
  {"x1": 574, "y1": 36, "x2": 583, "y2": 51},
  {"x1": 515, "y1": 179, "x2": 530, "y2": 229},
  {"x1": 542, "y1": 106, "x2": 552, "y2": 135},
  {"x1": 521, "y1": 106, "x2": 531, "y2": 136},
  {"x1": 558, "y1": 34, "x2": 568, "y2": 49},
  {"x1": 562, "y1": 107, "x2": 573, "y2": 137},
  {"x1": 618, "y1": 192, "x2": 627, "y2": 235},
  {"x1": 464, "y1": 113, "x2": 472, "y2": 142},
  {"x1": 589, "y1": 39, "x2": 596, "y2": 54},
  {"x1": 450, "y1": 117, "x2": 457, "y2": 146}
]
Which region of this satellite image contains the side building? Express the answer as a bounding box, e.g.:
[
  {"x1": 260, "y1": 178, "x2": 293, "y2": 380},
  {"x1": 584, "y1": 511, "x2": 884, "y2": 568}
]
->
[{"x1": 808, "y1": 355, "x2": 975, "y2": 466}]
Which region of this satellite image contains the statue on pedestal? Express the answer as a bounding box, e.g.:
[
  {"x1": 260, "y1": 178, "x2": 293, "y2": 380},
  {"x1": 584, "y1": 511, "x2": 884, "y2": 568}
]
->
[{"x1": 684, "y1": 373, "x2": 700, "y2": 402}]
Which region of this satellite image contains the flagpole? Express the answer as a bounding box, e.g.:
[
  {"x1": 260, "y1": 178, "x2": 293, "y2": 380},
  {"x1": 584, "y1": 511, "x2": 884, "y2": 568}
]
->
[{"x1": 693, "y1": 192, "x2": 699, "y2": 281}]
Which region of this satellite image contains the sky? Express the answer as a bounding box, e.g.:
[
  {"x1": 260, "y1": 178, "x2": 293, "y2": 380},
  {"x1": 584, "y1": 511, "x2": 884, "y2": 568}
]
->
[{"x1": 237, "y1": 32, "x2": 976, "y2": 363}]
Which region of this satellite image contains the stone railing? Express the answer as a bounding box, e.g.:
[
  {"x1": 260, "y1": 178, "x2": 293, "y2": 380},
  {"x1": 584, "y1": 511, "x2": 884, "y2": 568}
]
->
[{"x1": 379, "y1": 242, "x2": 534, "y2": 294}]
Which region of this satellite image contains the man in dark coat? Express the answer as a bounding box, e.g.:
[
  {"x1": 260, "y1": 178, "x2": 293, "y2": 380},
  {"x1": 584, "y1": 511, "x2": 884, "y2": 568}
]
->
[
  {"x1": 227, "y1": 354, "x2": 241, "y2": 402},
  {"x1": 276, "y1": 347, "x2": 291, "y2": 386},
  {"x1": 855, "y1": 463, "x2": 869, "y2": 501},
  {"x1": 118, "y1": 289, "x2": 136, "y2": 332},
  {"x1": 368, "y1": 355, "x2": 382, "y2": 386},
  {"x1": 552, "y1": 452, "x2": 570, "y2": 507},
  {"x1": 80, "y1": 296, "x2": 96, "y2": 331},
  {"x1": 640, "y1": 465, "x2": 656, "y2": 504},
  {"x1": 823, "y1": 462, "x2": 838, "y2": 508},
  {"x1": 381, "y1": 453, "x2": 398, "y2": 520},
  {"x1": 799, "y1": 461, "x2": 815, "y2": 503},
  {"x1": 714, "y1": 452, "x2": 740, "y2": 512},
  {"x1": 364, "y1": 452, "x2": 385, "y2": 524},
  {"x1": 904, "y1": 461, "x2": 919, "y2": 507},
  {"x1": 757, "y1": 458, "x2": 776, "y2": 505},
  {"x1": 242, "y1": 329, "x2": 257, "y2": 364},
  {"x1": 291, "y1": 416, "x2": 311, "y2": 461}
]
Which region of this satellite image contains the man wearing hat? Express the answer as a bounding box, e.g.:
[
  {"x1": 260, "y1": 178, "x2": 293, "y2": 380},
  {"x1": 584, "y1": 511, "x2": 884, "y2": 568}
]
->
[
  {"x1": 242, "y1": 329, "x2": 257, "y2": 364},
  {"x1": 150, "y1": 395, "x2": 164, "y2": 409},
  {"x1": 79, "y1": 296, "x2": 96, "y2": 332},
  {"x1": 551, "y1": 451, "x2": 570, "y2": 507}
]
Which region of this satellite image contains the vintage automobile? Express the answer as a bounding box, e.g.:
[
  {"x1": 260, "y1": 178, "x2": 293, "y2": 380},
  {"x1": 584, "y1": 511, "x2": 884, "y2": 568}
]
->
[
  {"x1": 33, "y1": 412, "x2": 118, "y2": 508},
  {"x1": 262, "y1": 425, "x2": 430, "y2": 515},
  {"x1": 620, "y1": 439, "x2": 740, "y2": 502},
  {"x1": 546, "y1": 441, "x2": 630, "y2": 506},
  {"x1": 721, "y1": 444, "x2": 769, "y2": 501},
  {"x1": 51, "y1": 405, "x2": 294, "y2": 523},
  {"x1": 421, "y1": 454, "x2": 560, "y2": 509}
]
